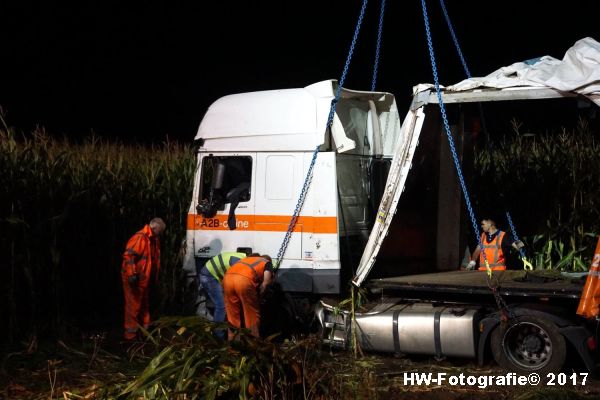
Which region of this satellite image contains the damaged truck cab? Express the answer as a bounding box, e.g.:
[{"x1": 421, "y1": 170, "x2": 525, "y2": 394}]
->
[{"x1": 182, "y1": 80, "x2": 403, "y2": 295}]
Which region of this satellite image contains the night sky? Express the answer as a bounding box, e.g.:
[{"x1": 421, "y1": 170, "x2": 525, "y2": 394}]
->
[{"x1": 1, "y1": 0, "x2": 599, "y2": 142}]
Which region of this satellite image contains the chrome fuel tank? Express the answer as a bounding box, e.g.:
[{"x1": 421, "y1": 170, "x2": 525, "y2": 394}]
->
[{"x1": 318, "y1": 300, "x2": 481, "y2": 358}]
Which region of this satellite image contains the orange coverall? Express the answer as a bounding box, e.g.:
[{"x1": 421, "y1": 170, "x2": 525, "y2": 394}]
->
[
  {"x1": 222, "y1": 257, "x2": 270, "y2": 338},
  {"x1": 121, "y1": 224, "x2": 161, "y2": 340}
]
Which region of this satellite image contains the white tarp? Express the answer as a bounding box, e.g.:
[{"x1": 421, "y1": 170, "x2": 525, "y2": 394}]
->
[{"x1": 422, "y1": 37, "x2": 600, "y2": 106}]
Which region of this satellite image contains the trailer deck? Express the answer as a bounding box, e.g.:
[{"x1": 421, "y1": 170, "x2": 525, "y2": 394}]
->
[{"x1": 369, "y1": 270, "x2": 585, "y2": 299}]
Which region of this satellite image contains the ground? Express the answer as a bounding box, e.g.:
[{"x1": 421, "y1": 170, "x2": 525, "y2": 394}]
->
[
  {"x1": 0, "y1": 331, "x2": 145, "y2": 399},
  {"x1": 1, "y1": 331, "x2": 599, "y2": 399}
]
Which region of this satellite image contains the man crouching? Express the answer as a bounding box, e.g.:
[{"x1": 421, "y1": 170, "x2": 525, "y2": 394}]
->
[{"x1": 222, "y1": 254, "x2": 273, "y2": 339}]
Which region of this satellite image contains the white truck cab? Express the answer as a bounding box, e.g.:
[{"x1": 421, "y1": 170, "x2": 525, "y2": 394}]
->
[{"x1": 183, "y1": 80, "x2": 402, "y2": 294}]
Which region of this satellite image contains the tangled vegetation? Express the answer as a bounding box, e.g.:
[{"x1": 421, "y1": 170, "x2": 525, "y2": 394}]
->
[
  {"x1": 4, "y1": 316, "x2": 599, "y2": 399},
  {"x1": 119, "y1": 316, "x2": 380, "y2": 399}
]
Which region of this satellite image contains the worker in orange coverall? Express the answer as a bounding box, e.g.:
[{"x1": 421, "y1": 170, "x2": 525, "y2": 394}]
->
[
  {"x1": 121, "y1": 217, "x2": 166, "y2": 340},
  {"x1": 223, "y1": 254, "x2": 273, "y2": 339}
]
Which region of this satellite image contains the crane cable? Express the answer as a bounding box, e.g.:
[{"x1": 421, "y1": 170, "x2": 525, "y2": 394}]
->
[
  {"x1": 422, "y1": 0, "x2": 516, "y2": 320},
  {"x1": 275, "y1": 0, "x2": 372, "y2": 268},
  {"x1": 439, "y1": 0, "x2": 531, "y2": 270}
]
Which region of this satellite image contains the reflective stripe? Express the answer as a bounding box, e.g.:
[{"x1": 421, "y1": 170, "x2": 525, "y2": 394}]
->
[
  {"x1": 240, "y1": 259, "x2": 264, "y2": 268},
  {"x1": 206, "y1": 258, "x2": 224, "y2": 280},
  {"x1": 217, "y1": 254, "x2": 226, "y2": 276},
  {"x1": 187, "y1": 214, "x2": 338, "y2": 234},
  {"x1": 237, "y1": 258, "x2": 267, "y2": 282},
  {"x1": 206, "y1": 258, "x2": 227, "y2": 280},
  {"x1": 239, "y1": 262, "x2": 260, "y2": 281},
  {"x1": 225, "y1": 256, "x2": 268, "y2": 283},
  {"x1": 206, "y1": 252, "x2": 246, "y2": 281}
]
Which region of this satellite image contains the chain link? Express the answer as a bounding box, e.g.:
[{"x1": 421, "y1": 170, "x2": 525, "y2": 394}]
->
[
  {"x1": 326, "y1": 0, "x2": 369, "y2": 129},
  {"x1": 440, "y1": 0, "x2": 524, "y2": 259},
  {"x1": 276, "y1": 0, "x2": 370, "y2": 268},
  {"x1": 423, "y1": 0, "x2": 519, "y2": 318},
  {"x1": 371, "y1": 0, "x2": 386, "y2": 91},
  {"x1": 275, "y1": 146, "x2": 320, "y2": 268},
  {"x1": 420, "y1": 0, "x2": 487, "y2": 267},
  {"x1": 439, "y1": 0, "x2": 471, "y2": 78},
  {"x1": 488, "y1": 274, "x2": 516, "y2": 320},
  {"x1": 506, "y1": 211, "x2": 526, "y2": 258}
]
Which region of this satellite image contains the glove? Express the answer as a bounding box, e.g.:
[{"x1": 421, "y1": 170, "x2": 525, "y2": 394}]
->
[
  {"x1": 513, "y1": 240, "x2": 525, "y2": 249},
  {"x1": 466, "y1": 260, "x2": 476, "y2": 270},
  {"x1": 128, "y1": 273, "x2": 140, "y2": 285}
]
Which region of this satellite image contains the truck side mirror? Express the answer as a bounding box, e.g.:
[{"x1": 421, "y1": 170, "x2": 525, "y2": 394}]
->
[{"x1": 192, "y1": 138, "x2": 204, "y2": 152}]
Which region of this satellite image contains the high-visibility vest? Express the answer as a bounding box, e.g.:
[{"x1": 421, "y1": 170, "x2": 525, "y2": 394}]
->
[
  {"x1": 478, "y1": 231, "x2": 507, "y2": 271},
  {"x1": 577, "y1": 236, "x2": 600, "y2": 319},
  {"x1": 226, "y1": 256, "x2": 270, "y2": 285},
  {"x1": 205, "y1": 252, "x2": 246, "y2": 281}
]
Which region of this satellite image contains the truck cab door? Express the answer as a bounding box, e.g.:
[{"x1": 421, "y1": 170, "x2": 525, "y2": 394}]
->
[{"x1": 190, "y1": 153, "x2": 257, "y2": 259}]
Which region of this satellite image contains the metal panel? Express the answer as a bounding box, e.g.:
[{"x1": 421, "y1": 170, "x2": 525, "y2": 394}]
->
[
  {"x1": 336, "y1": 154, "x2": 370, "y2": 236},
  {"x1": 313, "y1": 268, "x2": 340, "y2": 294},
  {"x1": 439, "y1": 308, "x2": 479, "y2": 358},
  {"x1": 427, "y1": 87, "x2": 575, "y2": 104},
  {"x1": 372, "y1": 270, "x2": 584, "y2": 299},
  {"x1": 308, "y1": 152, "x2": 340, "y2": 264},
  {"x1": 353, "y1": 303, "x2": 479, "y2": 357},
  {"x1": 353, "y1": 107, "x2": 425, "y2": 286},
  {"x1": 356, "y1": 314, "x2": 398, "y2": 352},
  {"x1": 277, "y1": 267, "x2": 313, "y2": 292},
  {"x1": 397, "y1": 308, "x2": 437, "y2": 354},
  {"x1": 436, "y1": 123, "x2": 463, "y2": 271}
]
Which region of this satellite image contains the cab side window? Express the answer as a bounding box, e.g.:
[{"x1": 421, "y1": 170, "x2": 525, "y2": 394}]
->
[{"x1": 197, "y1": 156, "x2": 252, "y2": 217}]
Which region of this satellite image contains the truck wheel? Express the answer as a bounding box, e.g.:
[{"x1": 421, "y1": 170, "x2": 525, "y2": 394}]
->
[{"x1": 491, "y1": 315, "x2": 566, "y2": 375}]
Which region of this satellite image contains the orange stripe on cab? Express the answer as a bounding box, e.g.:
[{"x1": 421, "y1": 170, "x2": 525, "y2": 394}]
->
[{"x1": 186, "y1": 214, "x2": 337, "y2": 234}]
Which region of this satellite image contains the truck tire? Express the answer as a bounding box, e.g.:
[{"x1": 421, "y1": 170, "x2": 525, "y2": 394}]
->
[{"x1": 491, "y1": 315, "x2": 566, "y2": 375}]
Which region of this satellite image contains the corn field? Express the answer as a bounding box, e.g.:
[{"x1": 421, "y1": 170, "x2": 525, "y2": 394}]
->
[
  {"x1": 0, "y1": 122, "x2": 196, "y2": 347},
  {"x1": 473, "y1": 118, "x2": 600, "y2": 270},
  {"x1": 2, "y1": 115, "x2": 600, "y2": 350}
]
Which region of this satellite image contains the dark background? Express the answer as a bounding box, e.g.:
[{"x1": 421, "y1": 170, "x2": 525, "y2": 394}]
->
[{"x1": 1, "y1": 0, "x2": 599, "y2": 142}]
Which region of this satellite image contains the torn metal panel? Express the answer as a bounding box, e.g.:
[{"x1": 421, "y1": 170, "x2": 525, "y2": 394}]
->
[{"x1": 352, "y1": 107, "x2": 425, "y2": 287}]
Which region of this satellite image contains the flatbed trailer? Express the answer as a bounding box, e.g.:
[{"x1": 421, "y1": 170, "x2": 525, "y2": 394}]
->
[
  {"x1": 370, "y1": 270, "x2": 583, "y2": 300},
  {"x1": 317, "y1": 270, "x2": 598, "y2": 375},
  {"x1": 318, "y1": 52, "x2": 600, "y2": 374}
]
